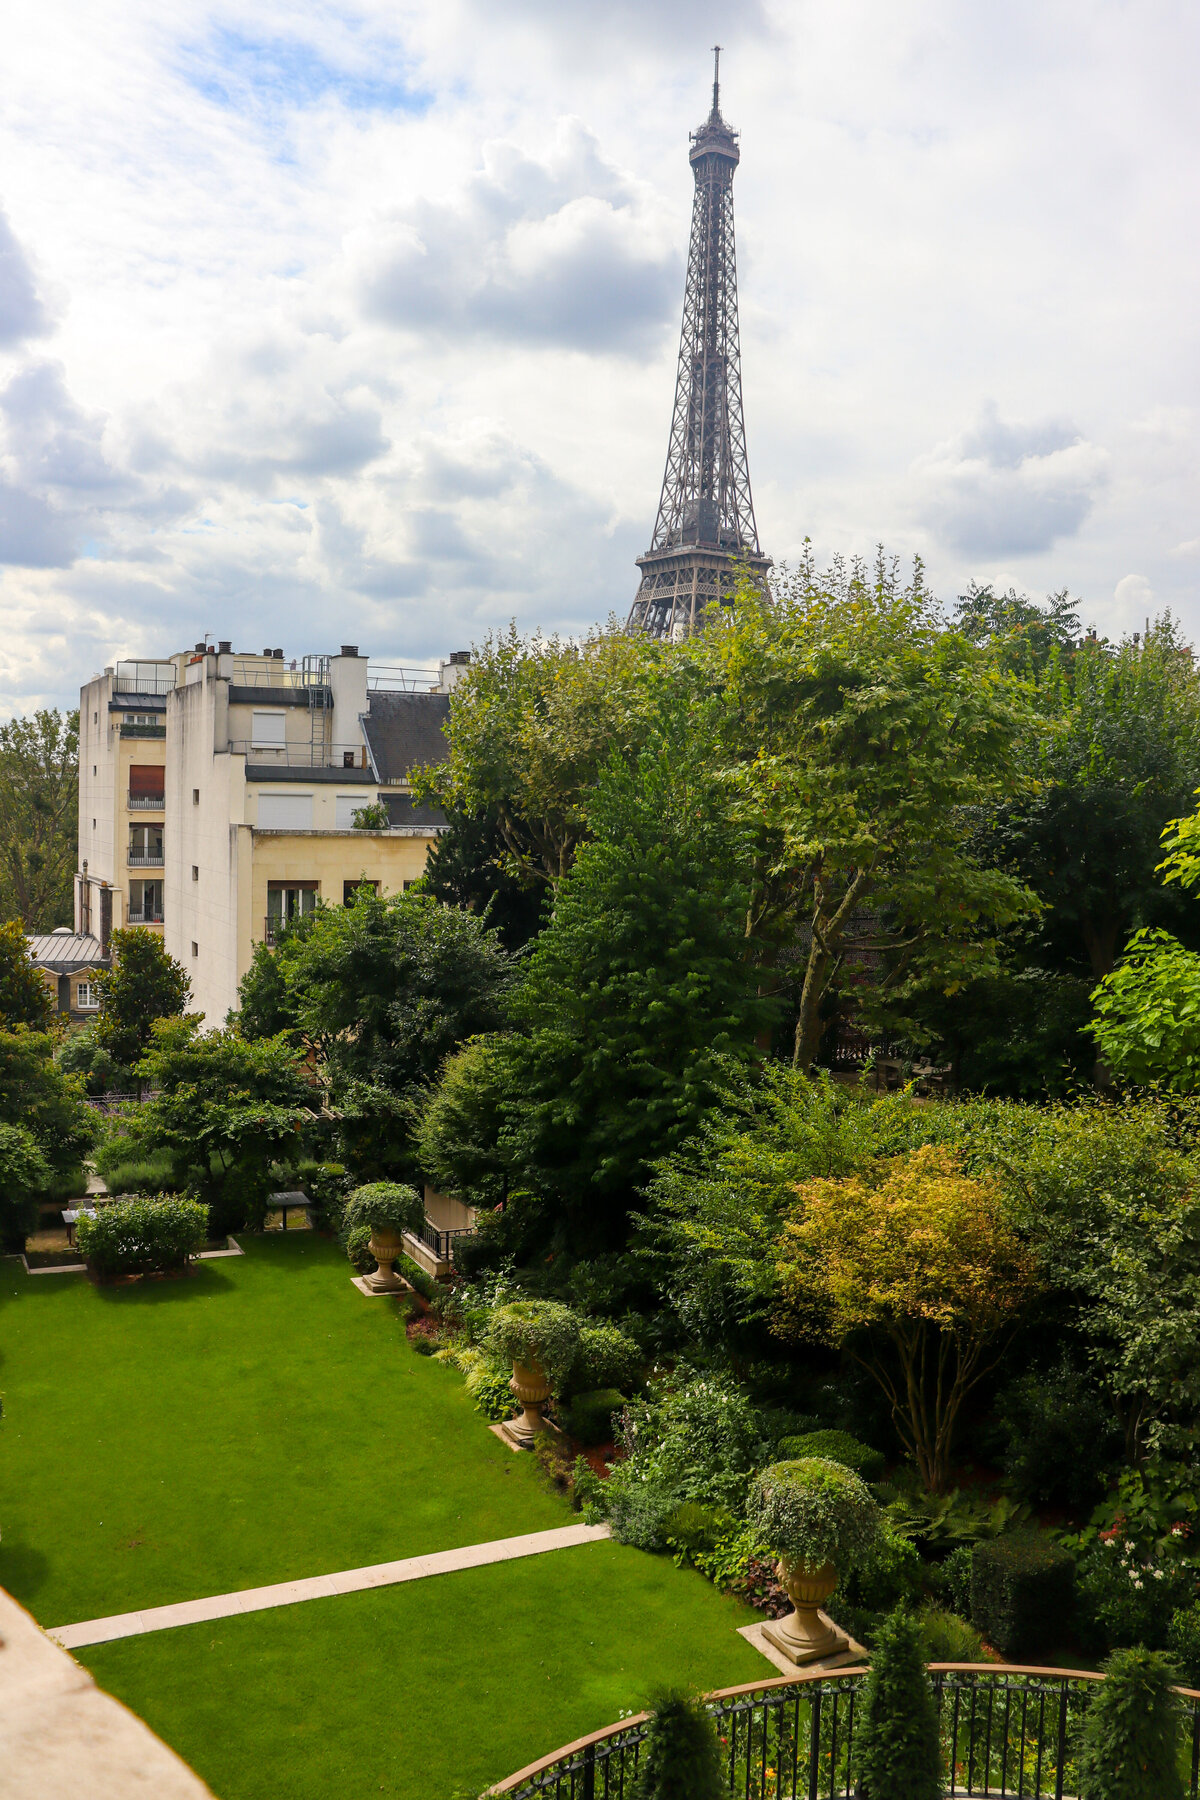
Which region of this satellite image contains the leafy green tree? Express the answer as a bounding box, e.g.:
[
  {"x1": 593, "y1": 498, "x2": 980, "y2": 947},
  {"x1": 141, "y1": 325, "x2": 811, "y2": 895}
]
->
[
  {"x1": 411, "y1": 1033, "x2": 521, "y2": 1208},
  {"x1": 418, "y1": 621, "x2": 670, "y2": 884},
  {"x1": 0, "y1": 1028, "x2": 94, "y2": 1185},
  {"x1": 498, "y1": 725, "x2": 770, "y2": 1251},
  {"x1": 94, "y1": 928, "x2": 190, "y2": 1073},
  {"x1": 1089, "y1": 928, "x2": 1200, "y2": 1090},
  {"x1": 0, "y1": 1121, "x2": 53, "y2": 1251},
  {"x1": 1076, "y1": 1647, "x2": 1184, "y2": 1800},
  {"x1": 422, "y1": 808, "x2": 546, "y2": 950},
  {"x1": 955, "y1": 581, "x2": 1082, "y2": 680},
  {"x1": 853, "y1": 1606, "x2": 942, "y2": 1800},
  {"x1": 0, "y1": 918, "x2": 55, "y2": 1030},
  {"x1": 131, "y1": 1018, "x2": 314, "y2": 1234},
  {"x1": 696, "y1": 553, "x2": 1039, "y2": 1069},
  {"x1": 56, "y1": 1025, "x2": 137, "y2": 1096},
  {"x1": 0, "y1": 707, "x2": 78, "y2": 929}
]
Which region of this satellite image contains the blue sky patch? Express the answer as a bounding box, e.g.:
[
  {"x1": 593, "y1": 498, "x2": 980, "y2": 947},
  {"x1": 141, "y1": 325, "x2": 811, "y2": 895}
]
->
[{"x1": 180, "y1": 27, "x2": 430, "y2": 117}]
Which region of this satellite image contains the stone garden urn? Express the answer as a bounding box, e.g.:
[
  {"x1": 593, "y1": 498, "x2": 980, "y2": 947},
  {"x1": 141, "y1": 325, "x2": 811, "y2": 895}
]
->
[
  {"x1": 762, "y1": 1558, "x2": 849, "y2": 1666},
  {"x1": 500, "y1": 1357, "x2": 551, "y2": 1449},
  {"x1": 365, "y1": 1225, "x2": 406, "y2": 1293}
]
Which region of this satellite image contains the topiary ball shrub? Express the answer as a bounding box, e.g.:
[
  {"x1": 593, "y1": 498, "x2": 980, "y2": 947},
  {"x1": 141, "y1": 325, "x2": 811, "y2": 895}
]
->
[
  {"x1": 854, "y1": 1606, "x2": 942, "y2": 1800},
  {"x1": 341, "y1": 1182, "x2": 424, "y2": 1237},
  {"x1": 76, "y1": 1194, "x2": 208, "y2": 1279},
  {"x1": 1076, "y1": 1647, "x2": 1185, "y2": 1800},
  {"x1": 775, "y1": 1429, "x2": 886, "y2": 1484},
  {"x1": 560, "y1": 1388, "x2": 627, "y2": 1446},
  {"x1": 630, "y1": 1689, "x2": 723, "y2": 1800},
  {"x1": 485, "y1": 1299, "x2": 580, "y2": 1390},
  {"x1": 971, "y1": 1533, "x2": 1076, "y2": 1660},
  {"x1": 747, "y1": 1458, "x2": 880, "y2": 1573}
]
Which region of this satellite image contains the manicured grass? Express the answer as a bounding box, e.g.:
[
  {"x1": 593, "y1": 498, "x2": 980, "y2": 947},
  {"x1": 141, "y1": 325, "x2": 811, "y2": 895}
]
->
[
  {"x1": 81, "y1": 1539, "x2": 768, "y2": 1800},
  {"x1": 0, "y1": 1235, "x2": 565, "y2": 1626}
]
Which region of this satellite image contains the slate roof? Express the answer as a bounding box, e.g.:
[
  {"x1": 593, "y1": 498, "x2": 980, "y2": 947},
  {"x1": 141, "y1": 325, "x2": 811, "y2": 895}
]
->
[
  {"x1": 27, "y1": 933, "x2": 109, "y2": 972},
  {"x1": 362, "y1": 692, "x2": 451, "y2": 784},
  {"x1": 384, "y1": 793, "x2": 447, "y2": 832}
]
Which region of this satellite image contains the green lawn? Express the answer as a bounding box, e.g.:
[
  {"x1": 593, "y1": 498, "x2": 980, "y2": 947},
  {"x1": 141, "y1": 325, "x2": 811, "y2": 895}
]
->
[
  {"x1": 81, "y1": 1540, "x2": 767, "y2": 1800},
  {"x1": 0, "y1": 1235, "x2": 564, "y2": 1626}
]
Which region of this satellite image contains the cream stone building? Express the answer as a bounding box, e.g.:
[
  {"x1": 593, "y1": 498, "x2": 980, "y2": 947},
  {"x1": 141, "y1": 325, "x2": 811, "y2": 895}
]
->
[{"x1": 76, "y1": 641, "x2": 466, "y2": 1022}]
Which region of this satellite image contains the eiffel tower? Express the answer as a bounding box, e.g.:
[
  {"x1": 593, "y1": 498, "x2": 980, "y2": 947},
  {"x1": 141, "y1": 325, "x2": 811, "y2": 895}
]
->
[{"x1": 627, "y1": 48, "x2": 771, "y2": 638}]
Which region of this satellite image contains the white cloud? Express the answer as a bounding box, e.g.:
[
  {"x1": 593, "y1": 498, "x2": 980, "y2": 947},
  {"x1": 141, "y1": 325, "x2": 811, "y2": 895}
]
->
[
  {"x1": 915, "y1": 403, "x2": 1109, "y2": 558},
  {"x1": 0, "y1": 0, "x2": 1198, "y2": 709}
]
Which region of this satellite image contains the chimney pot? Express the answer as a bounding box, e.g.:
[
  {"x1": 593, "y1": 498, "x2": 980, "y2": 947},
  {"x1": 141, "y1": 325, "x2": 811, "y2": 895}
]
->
[
  {"x1": 273, "y1": 648, "x2": 283, "y2": 659},
  {"x1": 340, "y1": 645, "x2": 359, "y2": 658},
  {"x1": 218, "y1": 639, "x2": 232, "y2": 654},
  {"x1": 194, "y1": 641, "x2": 206, "y2": 652}
]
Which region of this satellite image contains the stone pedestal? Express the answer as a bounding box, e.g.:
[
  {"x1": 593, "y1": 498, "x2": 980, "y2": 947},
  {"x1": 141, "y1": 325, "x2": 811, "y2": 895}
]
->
[
  {"x1": 364, "y1": 1226, "x2": 406, "y2": 1293},
  {"x1": 499, "y1": 1358, "x2": 550, "y2": 1449},
  {"x1": 761, "y1": 1560, "x2": 850, "y2": 1667}
]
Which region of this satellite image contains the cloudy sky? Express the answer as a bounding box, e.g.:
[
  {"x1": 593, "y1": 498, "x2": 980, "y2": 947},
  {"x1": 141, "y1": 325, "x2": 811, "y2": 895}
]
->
[{"x1": 1, "y1": 0, "x2": 1197, "y2": 712}]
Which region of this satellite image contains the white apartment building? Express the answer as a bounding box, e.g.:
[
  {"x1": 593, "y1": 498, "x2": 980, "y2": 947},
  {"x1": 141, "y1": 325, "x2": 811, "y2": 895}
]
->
[{"x1": 77, "y1": 642, "x2": 468, "y2": 1021}]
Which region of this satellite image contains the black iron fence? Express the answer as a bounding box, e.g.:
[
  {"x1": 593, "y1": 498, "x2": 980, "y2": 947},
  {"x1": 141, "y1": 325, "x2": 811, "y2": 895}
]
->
[
  {"x1": 406, "y1": 1216, "x2": 475, "y2": 1267},
  {"x1": 491, "y1": 1666, "x2": 1200, "y2": 1800}
]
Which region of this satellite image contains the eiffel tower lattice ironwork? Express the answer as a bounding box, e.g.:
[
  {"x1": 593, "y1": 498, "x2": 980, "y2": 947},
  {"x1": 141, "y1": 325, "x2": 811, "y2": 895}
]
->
[{"x1": 627, "y1": 48, "x2": 771, "y2": 638}]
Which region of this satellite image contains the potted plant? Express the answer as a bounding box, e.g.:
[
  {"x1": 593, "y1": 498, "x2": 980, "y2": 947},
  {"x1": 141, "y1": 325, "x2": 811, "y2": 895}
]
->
[
  {"x1": 747, "y1": 1458, "x2": 880, "y2": 1665},
  {"x1": 485, "y1": 1300, "x2": 580, "y2": 1448},
  {"x1": 342, "y1": 1182, "x2": 424, "y2": 1292}
]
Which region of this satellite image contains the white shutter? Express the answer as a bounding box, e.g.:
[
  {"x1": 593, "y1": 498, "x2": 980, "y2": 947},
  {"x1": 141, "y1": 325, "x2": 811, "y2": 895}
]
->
[
  {"x1": 251, "y1": 711, "x2": 287, "y2": 748},
  {"x1": 257, "y1": 793, "x2": 313, "y2": 829},
  {"x1": 336, "y1": 794, "x2": 370, "y2": 829}
]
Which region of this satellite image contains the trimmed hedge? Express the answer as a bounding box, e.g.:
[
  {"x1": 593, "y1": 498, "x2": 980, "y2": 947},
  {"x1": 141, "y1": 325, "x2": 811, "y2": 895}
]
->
[
  {"x1": 776, "y1": 1429, "x2": 886, "y2": 1484},
  {"x1": 76, "y1": 1195, "x2": 207, "y2": 1278},
  {"x1": 970, "y1": 1532, "x2": 1075, "y2": 1659}
]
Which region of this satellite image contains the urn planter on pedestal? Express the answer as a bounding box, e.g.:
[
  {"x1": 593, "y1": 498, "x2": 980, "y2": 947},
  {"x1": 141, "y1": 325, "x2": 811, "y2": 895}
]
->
[
  {"x1": 502, "y1": 1357, "x2": 552, "y2": 1449},
  {"x1": 341, "y1": 1182, "x2": 424, "y2": 1295},
  {"x1": 484, "y1": 1300, "x2": 581, "y2": 1451},
  {"x1": 748, "y1": 1457, "x2": 881, "y2": 1670},
  {"x1": 365, "y1": 1226, "x2": 406, "y2": 1293}
]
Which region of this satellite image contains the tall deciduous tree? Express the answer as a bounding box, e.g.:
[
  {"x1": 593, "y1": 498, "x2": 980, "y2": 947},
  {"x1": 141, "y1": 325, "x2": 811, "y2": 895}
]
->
[
  {"x1": 0, "y1": 918, "x2": 55, "y2": 1030},
  {"x1": 0, "y1": 708, "x2": 78, "y2": 931},
  {"x1": 699, "y1": 554, "x2": 1039, "y2": 1069},
  {"x1": 775, "y1": 1144, "x2": 1039, "y2": 1492},
  {"x1": 93, "y1": 927, "x2": 190, "y2": 1073},
  {"x1": 498, "y1": 723, "x2": 771, "y2": 1251}
]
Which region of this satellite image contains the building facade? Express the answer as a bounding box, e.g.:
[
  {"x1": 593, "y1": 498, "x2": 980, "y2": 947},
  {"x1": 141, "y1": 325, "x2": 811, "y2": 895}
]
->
[
  {"x1": 27, "y1": 930, "x2": 109, "y2": 1024},
  {"x1": 77, "y1": 642, "x2": 464, "y2": 1022}
]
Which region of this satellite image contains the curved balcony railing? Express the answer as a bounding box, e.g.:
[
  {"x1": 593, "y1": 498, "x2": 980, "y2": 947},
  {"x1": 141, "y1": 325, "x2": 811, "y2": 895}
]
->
[{"x1": 489, "y1": 1665, "x2": 1200, "y2": 1800}]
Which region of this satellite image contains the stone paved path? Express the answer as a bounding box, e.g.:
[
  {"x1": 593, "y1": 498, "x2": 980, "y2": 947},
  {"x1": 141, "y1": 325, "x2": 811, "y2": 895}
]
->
[{"x1": 49, "y1": 1522, "x2": 611, "y2": 1651}]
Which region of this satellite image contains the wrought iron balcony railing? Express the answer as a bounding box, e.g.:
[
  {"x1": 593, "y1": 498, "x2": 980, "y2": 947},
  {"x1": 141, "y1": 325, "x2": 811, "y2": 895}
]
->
[
  {"x1": 490, "y1": 1665, "x2": 1200, "y2": 1800},
  {"x1": 405, "y1": 1216, "x2": 475, "y2": 1267}
]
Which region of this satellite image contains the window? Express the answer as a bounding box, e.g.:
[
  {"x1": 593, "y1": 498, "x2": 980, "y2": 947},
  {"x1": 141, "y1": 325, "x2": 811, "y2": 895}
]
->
[
  {"x1": 266, "y1": 882, "x2": 317, "y2": 941},
  {"x1": 128, "y1": 764, "x2": 165, "y2": 808},
  {"x1": 93, "y1": 711, "x2": 98, "y2": 724},
  {"x1": 92, "y1": 765, "x2": 96, "y2": 777},
  {"x1": 123, "y1": 712, "x2": 160, "y2": 727},
  {"x1": 192, "y1": 865, "x2": 199, "y2": 881},
  {"x1": 343, "y1": 879, "x2": 379, "y2": 906},
  {"x1": 128, "y1": 824, "x2": 164, "y2": 863},
  {"x1": 251, "y1": 711, "x2": 287, "y2": 749},
  {"x1": 128, "y1": 879, "x2": 163, "y2": 924},
  {"x1": 191, "y1": 942, "x2": 198, "y2": 958},
  {"x1": 76, "y1": 982, "x2": 98, "y2": 1010},
  {"x1": 257, "y1": 793, "x2": 313, "y2": 829},
  {"x1": 193, "y1": 788, "x2": 200, "y2": 806}
]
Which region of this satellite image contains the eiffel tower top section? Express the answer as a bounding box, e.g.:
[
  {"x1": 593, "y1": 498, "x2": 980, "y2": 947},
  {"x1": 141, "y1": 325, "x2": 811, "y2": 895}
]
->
[{"x1": 627, "y1": 49, "x2": 770, "y2": 639}]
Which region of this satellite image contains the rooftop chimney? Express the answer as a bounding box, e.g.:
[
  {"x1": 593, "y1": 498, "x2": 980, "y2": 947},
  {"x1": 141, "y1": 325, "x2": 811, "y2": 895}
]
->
[
  {"x1": 218, "y1": 639, "x2": 232, "y2": 654},
  {"x1": 194, "y1": 641, "x2": 206, "y2": 652},
  {"x1": 340, "y1": 645, "x2": 360, "y2": 657}
]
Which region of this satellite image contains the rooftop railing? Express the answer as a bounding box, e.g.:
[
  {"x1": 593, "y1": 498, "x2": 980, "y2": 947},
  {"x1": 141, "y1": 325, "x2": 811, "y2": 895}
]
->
[
  {"x1": 230, "y1": 741, "x2": 366, "y2": 768},
  {"x1": 490, "y1": 1665, "x2": 1200, "y2": 1800},
  {"x1": 367, "y1": 664, "x2": 440, "y2": 692}
]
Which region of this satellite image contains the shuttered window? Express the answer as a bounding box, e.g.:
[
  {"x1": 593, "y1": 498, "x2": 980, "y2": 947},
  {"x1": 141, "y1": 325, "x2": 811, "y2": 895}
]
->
[{"x1": 257, "y1": 793, "x2": 313, "y2": 830}]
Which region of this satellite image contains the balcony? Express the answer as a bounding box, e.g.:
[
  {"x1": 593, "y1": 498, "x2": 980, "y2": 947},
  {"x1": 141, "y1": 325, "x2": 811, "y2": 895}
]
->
[
  {"x1": 120, "y1": 723, "x2": 166, "y2": 739},
  {"x1": 401, "y1": 1216, "x2": 475, "y2": 1280},
  {"x1": 126, "y1": 910, "x2": 164, "y2": 924},
  {"x1": 128, "y1": 852, "x2": 164, "y2": 867},
  {"x1": 127, "y1": 793, "x2": 165, "y2": 810}
]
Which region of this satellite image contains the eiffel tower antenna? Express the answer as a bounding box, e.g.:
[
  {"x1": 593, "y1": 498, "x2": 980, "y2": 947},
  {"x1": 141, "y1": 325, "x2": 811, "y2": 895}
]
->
[{"x1": 627, "y1": 51, "x2": 771, "y2": 638}]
